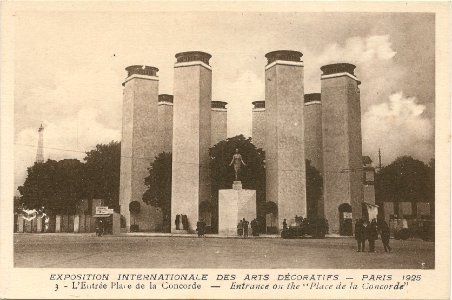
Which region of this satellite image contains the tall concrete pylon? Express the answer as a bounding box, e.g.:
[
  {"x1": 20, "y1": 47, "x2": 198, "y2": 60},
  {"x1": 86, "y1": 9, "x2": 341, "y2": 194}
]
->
[
  {"x1": 264, "y1": 50, "x2": 306, "y2": 230},
  {"x1": 321, "y1": 63, "x2": 363, "y2": 234},
  {"x1": 211, "y1": 101, "x2": 227, "y2": 146},
  {"x1": 251, "y1": 100, "x2": 266, "y2": 150},
  {"x1": 119, "y1": 65, "x2": 161, "y2": 232},
  {"x1": 158, "y1": 94, "x2": 174, "y2": 154},
  {"x1": 304, "y1": 93, "x2": 324, "y2": 219},
  {"x1": 171, "y1": 51, "x2": 212, "y2": 233}
]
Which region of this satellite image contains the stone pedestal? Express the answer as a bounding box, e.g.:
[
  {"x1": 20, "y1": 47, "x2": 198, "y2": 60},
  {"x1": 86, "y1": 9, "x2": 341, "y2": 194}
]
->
[
  {"x1": 218, "y1": 182, "x2": 256, "y2": 236},
  {"x1": 232, "y1": 181, "x2": 242, "y2": 190}
]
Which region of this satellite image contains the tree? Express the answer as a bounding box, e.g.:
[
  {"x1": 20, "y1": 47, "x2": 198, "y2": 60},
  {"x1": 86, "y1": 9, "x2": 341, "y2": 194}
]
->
[
  {"x1": 83, "y1": 141, "x2": 121, "y2": 211},
  {"x1": 142, "y1": 152, "x2": 172, "y2": 230},
  {"x1": 210, "y1": 135, "x2": 266, "y2": 232},
  {"x1": 18, "y1": 159, "x2": 86, "y2": 215},
  {"x1": 375, "y1": 156, "x2": 434, "y2": 217},
  {"x1": 306, "y1": 160, "x2": 323, "y2": 220}
]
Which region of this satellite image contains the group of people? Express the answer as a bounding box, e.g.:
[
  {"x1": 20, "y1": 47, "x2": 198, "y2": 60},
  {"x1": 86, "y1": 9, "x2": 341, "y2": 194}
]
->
[
  {"x1": 354, "y1": 219, "x2": 392, "y2": 253},
  {"x1": 237, "y1": 218, "x2": 250, "y2": 238},
  {"x1": 237, "y1": 218, "x2": 262, "y2": 238},
  {"x1": 175, "y1": 214, "x2": 189, "y2": 230}
]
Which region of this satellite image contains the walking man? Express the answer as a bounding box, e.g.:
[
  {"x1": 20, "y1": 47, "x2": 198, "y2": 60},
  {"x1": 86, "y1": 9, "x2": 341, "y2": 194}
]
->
[
  {"x1": 354, "y1": 219, "x2": 365, "y2": 252},
  {"x1": 367, "y1": 219, "x2": 378, "y2": 252},
  {"x1": 380, "y1": 220, "x2": 392, "y2": 252}
]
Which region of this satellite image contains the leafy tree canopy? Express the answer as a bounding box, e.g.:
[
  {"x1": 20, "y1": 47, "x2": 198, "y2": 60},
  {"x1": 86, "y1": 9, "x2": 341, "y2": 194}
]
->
[
  {"x1": 18, "y1": 141, "x2": 121, "y2": 214},
  {"x1": 84, "y1": 141, "x2": 121, "y2": 211},
  {"x1": 18, "y1": 159, "x2": 86, "y2": 214},
  {"x1": 210, "y1": 134, "x2": 265, "y2": 191},
  {"x1": 375, "y1": 156, "x2": 434, "y2": 204}
]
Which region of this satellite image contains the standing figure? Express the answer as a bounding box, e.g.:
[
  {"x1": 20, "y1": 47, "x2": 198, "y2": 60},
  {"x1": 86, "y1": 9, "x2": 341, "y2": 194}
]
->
[
  {"x1": 380, "y1": 220, "x2": 392, "y2": 252},
  {"x1": 242, "y1": 218, "x2": 249, "y2": 238},
  {"x1": 237, "y1": 220, "x2": 243, "y2": 236},
  {"x1": 282, "y1": 219, "x2": 288, "y2": 230},
  {"x1": 367, "y1": 219, "x2": 378, "y2": 252},
  {"x1": 182, "y1": 214, "x2": 189, "y2": 230},
  {"x1": 196, "y1": 220, "x2": 206, "y2": 237},
  {"x1": 229, "y1": 148, "x2": 246, "y2": 181},
  {"x1": 175, "y1": 214, "x2": 181, "y2": 230},
  {"x1": 251, "y1": 219, "x2": 259, "y2": 236},
  {"x1": 96, "y1": 219, "x2": 104, "y2": 237},
  {"x1": 354, "y1": 219, "x2": 365, "y2": 252}
]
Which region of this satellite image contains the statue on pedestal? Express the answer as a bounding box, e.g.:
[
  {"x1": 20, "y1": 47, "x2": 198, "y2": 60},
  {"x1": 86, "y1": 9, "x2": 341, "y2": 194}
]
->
[{"x1": 229, "y1": 148, "x2": 246, "y2": 181}]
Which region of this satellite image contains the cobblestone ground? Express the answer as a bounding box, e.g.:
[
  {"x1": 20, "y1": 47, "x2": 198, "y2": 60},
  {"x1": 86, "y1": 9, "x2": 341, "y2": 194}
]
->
[{"x1": 14, "y1": 234, "x2": 434, "y2": 269}]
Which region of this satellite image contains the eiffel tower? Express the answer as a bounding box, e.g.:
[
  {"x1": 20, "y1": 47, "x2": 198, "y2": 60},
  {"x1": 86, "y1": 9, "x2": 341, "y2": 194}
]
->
[{"x1": 36, "y1": 123, "x2": 44, "y2": 163}]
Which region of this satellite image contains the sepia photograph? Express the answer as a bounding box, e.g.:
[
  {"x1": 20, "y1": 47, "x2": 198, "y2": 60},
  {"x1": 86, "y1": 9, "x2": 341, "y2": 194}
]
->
[{"x1": 1, "y1": 1, "x2": 450, "y2": 299}]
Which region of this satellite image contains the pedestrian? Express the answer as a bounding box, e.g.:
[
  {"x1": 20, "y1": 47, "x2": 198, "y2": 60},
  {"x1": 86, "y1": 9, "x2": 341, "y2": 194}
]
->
[
  {"x1": 242, "y1": 218, "x2": 249, "y2": 238},
  {"x1": 251, "y1": 219, "x2": 259, "y2": 236},
  {"x1": 283, "y1": 219, "x2": 288, "y2": 230},
  {"x1": 196, "y1": 220, "x2": 205, "y2": 237},
  {"x1": 354, "y1": 219, "x2": 365, "y2": 252},
  {"x1": 96, "y1": 219, "x2": 104, "y2": 237},
  {"x1": 237, "y1": 220, "x2": 243, "y2": 236},
  {"x1": 380, "y1": 220, "x2": 392, "y2": 253},
  {"x1": 175, "y1": 214, "x2": 181, "y2": 230},
  {"x1": 367, "y1": 219, "x2": 378, "y2": 252}
]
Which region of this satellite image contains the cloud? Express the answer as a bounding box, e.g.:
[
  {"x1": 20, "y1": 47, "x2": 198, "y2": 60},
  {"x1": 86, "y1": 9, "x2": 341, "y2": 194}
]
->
[
  {"x1": 304, "y1": 35, "x2": 403, "y2": 107},
  {"x1": 362, "y1": 91, "x2": 434, "y2": 165},
  {"x1": 316, "y1": 35, "x2": 396, "y2": 64},
  {"x1": 14, "y1": 108, "x2": 121, "y2": 193}
]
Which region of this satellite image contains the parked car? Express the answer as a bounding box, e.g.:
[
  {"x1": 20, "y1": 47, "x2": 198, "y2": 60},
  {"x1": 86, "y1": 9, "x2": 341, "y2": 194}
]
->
[{"x1": 281, "y1": 218, "x2": 329, "y2": 239}]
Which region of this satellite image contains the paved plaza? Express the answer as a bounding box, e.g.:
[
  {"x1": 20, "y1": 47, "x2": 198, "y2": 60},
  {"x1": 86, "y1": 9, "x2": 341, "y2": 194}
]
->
[{"x1": 14, "y1": 234, "x2": 434, "y2": 269}]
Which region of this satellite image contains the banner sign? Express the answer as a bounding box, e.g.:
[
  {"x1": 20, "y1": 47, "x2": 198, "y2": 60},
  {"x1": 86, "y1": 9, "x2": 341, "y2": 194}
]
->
[
  {"x1": 343, "y1": 212, "x2": 352, "y2": 219},
  {"x1": 95, "y1": 207, "x2": 113, "y2": 215}
]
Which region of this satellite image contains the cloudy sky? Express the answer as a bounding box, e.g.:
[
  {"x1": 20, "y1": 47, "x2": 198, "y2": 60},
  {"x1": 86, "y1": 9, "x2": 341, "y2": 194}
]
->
[{"x1": 14, "y1": 11, "x2": 435, "y2": 190}]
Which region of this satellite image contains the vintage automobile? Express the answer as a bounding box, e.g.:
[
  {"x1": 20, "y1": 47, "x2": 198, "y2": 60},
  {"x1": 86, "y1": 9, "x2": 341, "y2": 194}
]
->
[
  {"x1": 281, "y1": 217, "x2": 329, "y2": 239},
  {"x1": 391, "y1": 217, "x2": 434, "y2": 241}
]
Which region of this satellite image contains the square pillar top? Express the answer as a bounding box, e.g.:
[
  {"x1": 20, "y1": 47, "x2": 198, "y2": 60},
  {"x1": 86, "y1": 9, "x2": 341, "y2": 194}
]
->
[
  {"x1": 125, "y1": 65, "x2": 159, "y2": 77},
  {"x1": 320, "y1": 63, "x2": 361, "y2": 84},
  {"x1": 175, "y1": 51, "x2": 212, "y2": 66},
  {"x1": 265, "y1": 50, "x2": 303, "y2": 65},
  {"x1": 320, "y1": 63, "x2": 355, "y2": 76}
]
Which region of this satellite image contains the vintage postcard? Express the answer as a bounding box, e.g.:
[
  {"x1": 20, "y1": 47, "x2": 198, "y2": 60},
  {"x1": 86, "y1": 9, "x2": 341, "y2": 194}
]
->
[{"x1": 0, "y1": 1, "x2": 450, "y2": 299}]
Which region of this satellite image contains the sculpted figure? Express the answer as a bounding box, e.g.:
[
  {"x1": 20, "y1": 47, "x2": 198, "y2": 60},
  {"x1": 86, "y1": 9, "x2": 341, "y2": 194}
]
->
[{"x1": 229, "y1": 148, "x2": 246, "y2": 181}]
